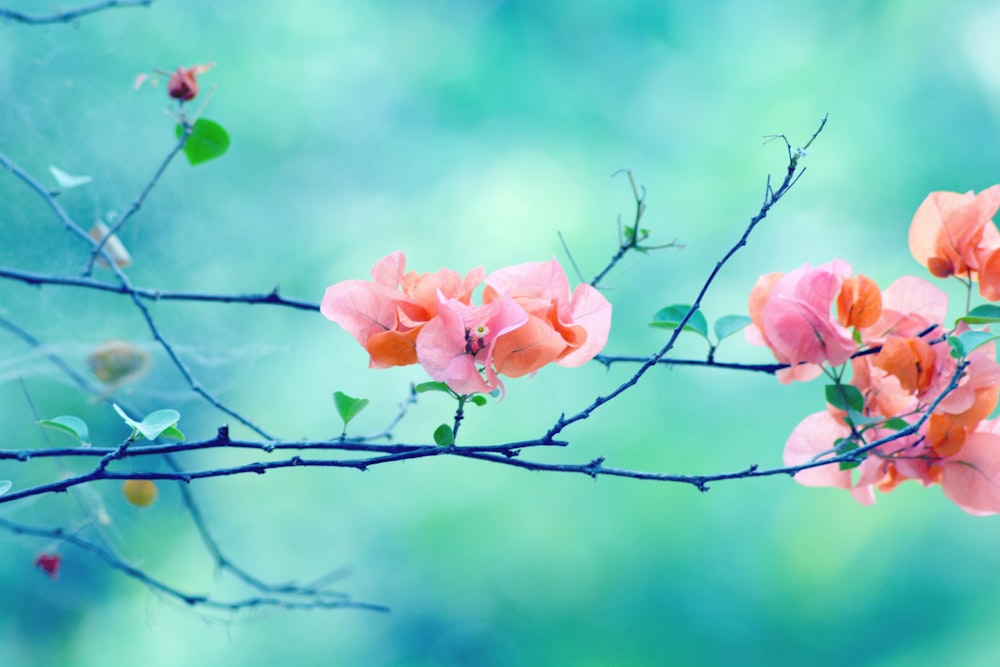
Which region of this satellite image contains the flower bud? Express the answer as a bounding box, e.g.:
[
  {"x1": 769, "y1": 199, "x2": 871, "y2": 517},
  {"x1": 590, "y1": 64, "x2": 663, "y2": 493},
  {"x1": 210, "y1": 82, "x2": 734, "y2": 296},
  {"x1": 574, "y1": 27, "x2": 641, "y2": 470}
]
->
[{"x1": 166, "y1": 63, "x2": 214, "y2": 102}]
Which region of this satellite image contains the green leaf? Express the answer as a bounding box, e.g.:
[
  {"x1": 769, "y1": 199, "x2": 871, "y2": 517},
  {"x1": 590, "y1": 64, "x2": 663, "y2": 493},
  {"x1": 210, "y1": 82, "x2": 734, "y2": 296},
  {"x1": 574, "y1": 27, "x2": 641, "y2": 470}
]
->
[
  {"x1": 333, "y1": 391, "x2": 370, "y2": 427},
  {"x1": 0, "y1": 480, "x2": 11, "y2": 496},
  {"x1": 414, "y1": 381, "x2": 452, "y2": 395},
  {"x1": 713, "y1": 314, "x2": 752, "y2": 342},
  {"x1": 176, "y1": 118, "x2": 230, "y2": 165},
  {"x1": 137, "y1": 409, "x2": 182, "y2": 440},
  {"x1": 845, "y1": 408, "x2": 880, "y2": 428},
  {"x1": 948, "y1": 336, "x2": 965, "y2": 359},
  {"x1": 958, "y1": 305, "x2": 1000, "y2": 325},
  {"x1": 834, "y1": 437, "x2": 863, "y2": 470},
  {"x1": 883, "y1": 417, "x2": 910, "y2": 431},
  {"x1": 468, "y1": 395, "x2": 488, "y2": 407},
  {"x1": 38, "y1": 416, "x2": 90, "y2": 445},
  {"x1": 650, "y1": 304, "x2": 709, "y2": 338},
  {"x1": 433, "y1": 423, "x2": 454, "y2": 446},
  {"x1": 825, "y1": 384, "x2": 864, "y2": 413},
  {"x1": 158, "y1": 425, "x2": 185, "y2": 441},
  {"x1": 952, "y1": 330, "x2": 1000, "y2": 357},
  {"x1": 113, "y1": 404, "x2": 181, "y2": 441}
]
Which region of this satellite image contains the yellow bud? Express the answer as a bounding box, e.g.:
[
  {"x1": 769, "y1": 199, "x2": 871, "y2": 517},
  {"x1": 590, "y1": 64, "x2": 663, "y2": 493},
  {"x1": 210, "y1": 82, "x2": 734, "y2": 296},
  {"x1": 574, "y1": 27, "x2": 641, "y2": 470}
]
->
[{"x1": 123, "y1": 479, "x2": 157, "y2": 507}]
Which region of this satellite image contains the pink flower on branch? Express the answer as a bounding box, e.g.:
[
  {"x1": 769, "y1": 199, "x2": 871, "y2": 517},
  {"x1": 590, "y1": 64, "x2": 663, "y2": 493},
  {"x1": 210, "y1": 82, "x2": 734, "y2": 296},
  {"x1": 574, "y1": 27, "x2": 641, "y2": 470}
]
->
[
  {"x1": 321, "y1": 252, "x2": 484, "y2": 369},
  {"x1": 417, "y1": 295, "x2": 529, "y2": 395},
  {"x1": 484, "y1": 258, "x2": 612, "y2": 376},
  {"x1": 322, "y1": 253, "x2": 612, "y2": 396},
  {"x1": 746, "y1": 260, "x2": 862, "y2": 382}
]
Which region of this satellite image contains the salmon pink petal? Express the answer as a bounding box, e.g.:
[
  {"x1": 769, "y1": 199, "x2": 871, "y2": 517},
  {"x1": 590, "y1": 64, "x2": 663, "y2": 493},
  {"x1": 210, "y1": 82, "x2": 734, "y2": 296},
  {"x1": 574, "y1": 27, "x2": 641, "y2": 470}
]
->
[
  {"x1": 371, "y1": 251, "x2": 406, "y2": 288},
  {"x1": 861, "y1": 275, "x2": 947, "y2": 341},
  {"x1": 557, "y1": 284, "x2": 612, "y2": 367},
  {"x1": 416, "y1": 296, "x2": 529, "y2": 395},
  {"x1": 320, "y1": 280, "x2": 402, "y2": 365},
  {"x1": 775, "y1": 364, "x2": 824, "y2": 384},
  {"x1": 941, "y1": 432, "x2": 1000, "y2": 515},
  {"x1": 492, "y1": 315, "x2": 566, "y2": 377},
  {"x1": 761, "y1": 296, "x2": 856, "y2": 366},
  {"x1": 485, "y1": 258, "x2": 572, "y2": 312},
  {"x1": 416, "y1": 315, "x2": 493, "y2": 395},
  {"x1": 784, "y1": 411, "x2": 852, "y2": 489}
]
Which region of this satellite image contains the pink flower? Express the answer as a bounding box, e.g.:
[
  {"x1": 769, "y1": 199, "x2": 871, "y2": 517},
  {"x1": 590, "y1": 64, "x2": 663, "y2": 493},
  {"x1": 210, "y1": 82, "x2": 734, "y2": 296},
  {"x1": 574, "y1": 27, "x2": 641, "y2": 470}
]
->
[
  {"x1": 908, "y1": 185, "x2": 1000, "y2": 280},
  {"x1": 321, "y1": 252, "x2": 484, "y2": 369},
  {"x1": 323, "y1": 253, "x2": 612, "y2": 395},
  {"x1": 416, "y1": 295, "x2": 529, "y2": 395},
  {"x1": 483, "y1": 258, "x2": 612, "y2": 376},
  {"x1": 746, "y1": 260, "x2": 857, "y2": 382}
]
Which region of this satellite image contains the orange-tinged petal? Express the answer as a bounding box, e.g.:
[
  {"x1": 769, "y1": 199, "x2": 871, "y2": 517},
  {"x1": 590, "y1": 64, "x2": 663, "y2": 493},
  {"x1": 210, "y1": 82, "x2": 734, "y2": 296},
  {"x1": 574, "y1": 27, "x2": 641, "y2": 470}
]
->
[
  {"x1": 950, "y1": 385, "x2": 1000, "y2": 428},
  {"x1": 978, "y1": 246, "x2": 1000, "y2": 301},
  {"x1": 874, "y1": 462, "x2": 905, "y2": 493},
  {"x1": 873, "y1": 336, "x2": 936, "y2": 394},
  {"x1": 492, "y1": 315, "x2": 566, "y2": 377},
  {"x1": 927, "y1": 413, "x2": 967, "y2": 458},
  {"x1": 909, "y1": 186, "x2": 1000, "y2": 280},
  {"x1": 367, "y1": 327, "x2": 421, "y2": 368},
  {"x1": 837, "y1": 274, "x2": 882, "y2": 328},
  {"x1": 745, "y1": 272, "x2": 784, "y2": 347}
]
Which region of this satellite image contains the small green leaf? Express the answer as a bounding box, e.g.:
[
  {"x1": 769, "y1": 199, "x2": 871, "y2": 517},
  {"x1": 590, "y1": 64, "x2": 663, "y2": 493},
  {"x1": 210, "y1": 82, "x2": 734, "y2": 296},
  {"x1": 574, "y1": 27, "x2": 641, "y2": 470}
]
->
[
  {"x1": 137, "y1": 409, "x2": 182, "y2": 440},
  {"x1": 953, "y1": 330, "x2": 999, "y2": 357},
  {"x1": 958, "y1": 305, "x2": 1000, "y2": 325},
  {"x1": 114, "y1": 404, "x2": 181, "y2": 441},
  {"x1": 825, "y1": 384, "x2": 864, "y2": 413},
  {"x1": 713, "y1": 314, "x2": 752, "y2": 342},
  {"x1": 650, "y1": 305, "x2": 709, "y2": 338},
  {"x1": 333, "y1": 391, "x2": 370, "y2": 427},
  {"x1": 845, "y1": 408, "x2": 880, "y2": 428},
  {"x1": 158, "y1": 425, "x2": 185, "y2": 441},
  {"x1": 0, "y1": 480, "x2": 11, "y2": 496},
  {"x1": 38, "y1": 416, "x2": 90, "y2": 445},
  {"x1": 414, "y1": 381, "x2": 452, "y2": 395},
  {"x1": 176, "y1": 118, "x2": 230, "y2": 165},
  {"x1": 883, "y1": 417, "x2": 910, "y2": 431},
  {"x1": 834, "y1": 437, "x2": 864, "y2": 470},
  {"x1": 948, "y1": 336, "x2": 965, "y2": 359},
  {"x1": 468, "y1": 395, "x2": 488, "y2": 407},
  {"x1": 433, "y1": 423, "x2": 454, "y2": 446}
]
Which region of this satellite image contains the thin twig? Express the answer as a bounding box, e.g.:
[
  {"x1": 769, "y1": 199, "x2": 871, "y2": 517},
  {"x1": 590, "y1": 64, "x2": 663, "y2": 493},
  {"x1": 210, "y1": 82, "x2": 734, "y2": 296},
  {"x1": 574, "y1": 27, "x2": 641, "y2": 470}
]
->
[
  {"x1": 0, "y1": 0, "x2": 153, "y2": 25},
  {"x1": 544, "y1": 116, "x2": 829, "y2": 442}
]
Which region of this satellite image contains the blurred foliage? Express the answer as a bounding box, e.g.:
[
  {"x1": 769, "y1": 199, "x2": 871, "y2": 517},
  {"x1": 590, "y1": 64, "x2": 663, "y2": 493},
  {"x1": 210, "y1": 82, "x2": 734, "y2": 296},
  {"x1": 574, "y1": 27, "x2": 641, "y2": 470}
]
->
[{"x1": 2, "y1": 0, "x2": 1000, "y2": 665}]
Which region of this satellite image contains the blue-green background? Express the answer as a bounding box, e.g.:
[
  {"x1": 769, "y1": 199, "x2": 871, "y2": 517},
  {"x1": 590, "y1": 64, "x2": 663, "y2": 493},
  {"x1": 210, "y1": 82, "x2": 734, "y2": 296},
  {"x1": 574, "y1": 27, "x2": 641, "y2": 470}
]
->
[{"x1": 2, "y1": 1, "x2": 1000, "y2": 665}]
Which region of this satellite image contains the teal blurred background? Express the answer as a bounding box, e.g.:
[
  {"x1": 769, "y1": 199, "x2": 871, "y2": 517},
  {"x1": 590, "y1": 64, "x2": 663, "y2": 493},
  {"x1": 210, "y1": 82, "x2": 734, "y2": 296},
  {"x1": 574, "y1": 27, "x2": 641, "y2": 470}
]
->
[{"x1": 2, "y1": 1, "x2": 1000, "y2": 665}]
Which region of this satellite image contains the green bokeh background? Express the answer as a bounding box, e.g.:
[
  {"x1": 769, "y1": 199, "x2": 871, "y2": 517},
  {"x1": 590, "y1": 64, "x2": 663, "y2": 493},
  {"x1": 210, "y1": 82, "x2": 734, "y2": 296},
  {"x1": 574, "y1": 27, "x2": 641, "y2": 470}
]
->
[{"x1": 2, "y1": 1, "x2": 1000, "y2": 665}]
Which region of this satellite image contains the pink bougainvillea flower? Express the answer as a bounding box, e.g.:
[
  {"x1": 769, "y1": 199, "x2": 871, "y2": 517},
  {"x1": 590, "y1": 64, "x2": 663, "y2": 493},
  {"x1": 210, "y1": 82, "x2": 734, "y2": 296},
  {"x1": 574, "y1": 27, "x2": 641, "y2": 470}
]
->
[
  {"x1": 167, "y1": 63, "x2": 215, "y2": 101},
  {"x1": 908, "y1": 185, "x2": 1000, "y2": 280},
  {"x1": 745, "y1": 260, "x2": 857, "y2": 382},
  {"x1": 482, "y1": 258, "x2": 612, "y2": 376},
  {"x1": 415, "y1": 295, "x2": 529, "y2": 395},
  {"x1": 321, "y1": 252, "x2": 484, "y2": 369}
]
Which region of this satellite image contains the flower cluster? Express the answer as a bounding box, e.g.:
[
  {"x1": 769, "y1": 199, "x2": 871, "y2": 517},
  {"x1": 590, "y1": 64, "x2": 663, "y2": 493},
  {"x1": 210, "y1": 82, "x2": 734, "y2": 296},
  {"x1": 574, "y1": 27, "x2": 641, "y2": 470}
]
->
[
  {"x1": 321, "y1": 252, "x2": 612, "y2": 395},
  {"x1": 748, "y1": 185, "x2": 1000, "y2": 514}
]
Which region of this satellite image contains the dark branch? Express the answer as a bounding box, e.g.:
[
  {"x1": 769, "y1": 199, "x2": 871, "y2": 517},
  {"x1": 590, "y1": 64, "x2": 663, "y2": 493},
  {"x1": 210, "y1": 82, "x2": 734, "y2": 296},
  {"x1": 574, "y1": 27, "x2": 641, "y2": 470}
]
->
[{"x1": 0, "y1": 0, "x2": 153, "y2": 25}]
